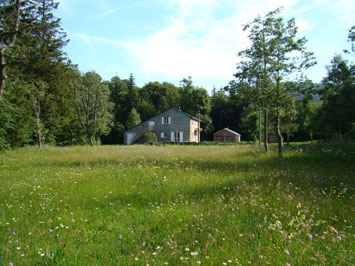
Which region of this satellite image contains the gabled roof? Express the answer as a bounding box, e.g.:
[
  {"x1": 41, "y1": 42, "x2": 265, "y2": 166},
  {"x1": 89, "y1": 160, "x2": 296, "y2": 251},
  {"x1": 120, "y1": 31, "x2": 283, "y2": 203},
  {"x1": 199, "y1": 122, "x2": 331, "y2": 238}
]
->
[
  {"x1": 213, "y1": 128, "x2": 241, "y2": 136},
  {"x1": 169, "y1": 108, "x2": 199, "y2": 122}
]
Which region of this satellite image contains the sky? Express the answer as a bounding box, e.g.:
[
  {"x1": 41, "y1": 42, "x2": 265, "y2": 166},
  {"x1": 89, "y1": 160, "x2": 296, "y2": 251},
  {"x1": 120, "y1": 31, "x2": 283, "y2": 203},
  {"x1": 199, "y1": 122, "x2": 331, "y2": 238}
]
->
[{"x1": 56, "y1": 0, "x2": 355, "y2": 91}]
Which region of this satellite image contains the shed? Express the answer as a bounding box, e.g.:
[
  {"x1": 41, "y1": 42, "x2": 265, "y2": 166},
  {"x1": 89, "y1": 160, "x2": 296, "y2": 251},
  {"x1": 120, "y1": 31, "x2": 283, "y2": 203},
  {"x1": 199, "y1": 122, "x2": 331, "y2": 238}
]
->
[{"x1": 213, "y1": 128, "x2": 241, "y2": 142}]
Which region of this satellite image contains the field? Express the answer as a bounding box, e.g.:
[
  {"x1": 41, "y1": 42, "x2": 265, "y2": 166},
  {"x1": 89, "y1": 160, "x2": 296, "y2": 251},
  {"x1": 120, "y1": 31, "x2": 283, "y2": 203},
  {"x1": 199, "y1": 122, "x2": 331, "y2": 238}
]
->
[{"x1": 0, "y1": 144, "x2": 354, "y2": 265}]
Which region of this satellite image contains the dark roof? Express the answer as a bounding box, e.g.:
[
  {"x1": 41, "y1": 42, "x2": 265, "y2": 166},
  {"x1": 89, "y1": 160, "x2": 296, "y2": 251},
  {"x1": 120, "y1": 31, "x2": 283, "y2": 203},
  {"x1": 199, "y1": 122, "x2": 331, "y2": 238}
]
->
[
  {"x1": 213, "y1": 128, "x2": 241, "y2": 136},
  {"x1": 170, "y1": 108, "x2": 199, "y2": 121}
]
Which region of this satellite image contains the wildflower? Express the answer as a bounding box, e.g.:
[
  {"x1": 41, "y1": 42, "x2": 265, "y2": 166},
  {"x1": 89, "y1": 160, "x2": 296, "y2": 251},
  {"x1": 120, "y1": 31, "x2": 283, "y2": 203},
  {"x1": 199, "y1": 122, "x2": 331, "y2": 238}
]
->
[
  {"x1": 190, "y1": 251, "x2": 198, "y2": 256},
  {"x1": 285, "y1": 249, "x2": 290, "y2": 255},
  {"x1": 9, "y1": 263, "x2": 13, "y2": 266},
  {"x1": 286, "y1": 264, "x2": 291, "y2": 266},
  {"x1": 117, "y1": 234, "x2": 122, "y2": 239},
  {"x1": 331, "y1": 227, "x2": 338, "y2": 234},
  {"x1": 337, "y1": 236, "x2": 342, "y2": 240},
  {"x1": 307, "y1": 233, "x2": 313, "y2": 240},
  {"x1": 71, "y1": 219, "x2": 75, "y2": 223}
]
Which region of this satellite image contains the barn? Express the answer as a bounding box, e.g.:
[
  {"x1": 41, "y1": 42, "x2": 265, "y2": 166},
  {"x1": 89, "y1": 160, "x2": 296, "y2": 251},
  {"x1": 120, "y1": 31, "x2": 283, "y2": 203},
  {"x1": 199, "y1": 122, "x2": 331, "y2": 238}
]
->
[{"x1": 213, "y1": 128, "x2": 241, "y2": 142}]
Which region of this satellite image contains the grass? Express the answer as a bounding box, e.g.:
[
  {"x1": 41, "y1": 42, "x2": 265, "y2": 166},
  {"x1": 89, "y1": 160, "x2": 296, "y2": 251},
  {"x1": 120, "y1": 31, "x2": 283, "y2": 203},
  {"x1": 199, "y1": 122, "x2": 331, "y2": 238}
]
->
[{"x1": 0, "y1": 143, "x2": 354, "y2": 265}]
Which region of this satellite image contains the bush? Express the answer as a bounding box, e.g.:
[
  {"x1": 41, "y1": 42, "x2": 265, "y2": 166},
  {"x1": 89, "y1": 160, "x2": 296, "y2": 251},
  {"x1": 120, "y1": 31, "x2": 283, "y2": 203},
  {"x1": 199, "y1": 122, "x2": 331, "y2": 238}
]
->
[{"x1": 144, "y1": 132, "x2": 157, "y2": 145}]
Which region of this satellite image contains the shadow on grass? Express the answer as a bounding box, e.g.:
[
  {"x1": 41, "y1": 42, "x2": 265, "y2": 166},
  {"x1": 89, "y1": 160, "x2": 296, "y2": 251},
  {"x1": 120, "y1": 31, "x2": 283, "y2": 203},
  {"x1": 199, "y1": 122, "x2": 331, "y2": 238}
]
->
[
  {"x1": 87, "y1": 144, "x2": 355, "y2": 211},
  {"x1": 34, "y1": 143, "x2": 355, "y2": 206}
]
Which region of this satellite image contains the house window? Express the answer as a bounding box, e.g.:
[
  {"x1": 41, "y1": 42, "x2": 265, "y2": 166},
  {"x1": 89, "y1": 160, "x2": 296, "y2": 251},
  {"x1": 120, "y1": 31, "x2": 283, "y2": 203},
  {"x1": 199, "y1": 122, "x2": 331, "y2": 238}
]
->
[
  {"x1": 149, "y1": 121, "x2": 155, "y2": 131},
  {"x1": 175, "y1": 132, "x2": 180, "y2": 142},
  {"x1": 161, "y1": 116, "x2": 171, "y2": 125},
  {"x1": 161, "y1": 132, "x2": 167, "y2": 138},
  {"x1": 171, "y1": 131, "x2": 183, "y2": 142}
]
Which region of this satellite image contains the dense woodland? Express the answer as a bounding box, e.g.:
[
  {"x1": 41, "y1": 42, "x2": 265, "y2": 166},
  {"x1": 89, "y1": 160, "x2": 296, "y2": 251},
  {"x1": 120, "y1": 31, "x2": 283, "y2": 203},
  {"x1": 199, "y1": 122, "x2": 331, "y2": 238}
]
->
[{"x1": 0, "y1": 1, "x2": 354, "y2": 154}]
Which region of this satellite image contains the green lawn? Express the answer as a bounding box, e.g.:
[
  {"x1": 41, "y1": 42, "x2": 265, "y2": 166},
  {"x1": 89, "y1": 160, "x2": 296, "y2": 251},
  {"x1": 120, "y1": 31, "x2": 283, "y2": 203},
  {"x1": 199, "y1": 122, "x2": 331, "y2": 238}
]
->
[{"x1": 0, "y1": 144, "x2": 354, "y2": 265}]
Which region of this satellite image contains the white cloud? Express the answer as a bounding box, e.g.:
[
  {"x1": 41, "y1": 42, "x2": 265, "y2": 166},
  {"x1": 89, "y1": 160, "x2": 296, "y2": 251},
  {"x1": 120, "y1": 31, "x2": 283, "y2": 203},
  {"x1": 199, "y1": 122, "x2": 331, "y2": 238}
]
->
[
  {"x1": 123, "y1": 0, "x2": 304, "y2": 87},
  {"x1": 64, "y1": 0, "x2": 355, "y2": 88}
]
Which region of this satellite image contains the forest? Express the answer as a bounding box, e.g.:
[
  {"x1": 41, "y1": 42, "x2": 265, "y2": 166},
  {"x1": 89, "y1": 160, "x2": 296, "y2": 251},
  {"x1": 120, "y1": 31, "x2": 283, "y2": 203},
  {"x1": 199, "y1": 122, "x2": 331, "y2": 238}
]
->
[{"x1": 1, "y1": 1, "x2": 355, "y2": 153}]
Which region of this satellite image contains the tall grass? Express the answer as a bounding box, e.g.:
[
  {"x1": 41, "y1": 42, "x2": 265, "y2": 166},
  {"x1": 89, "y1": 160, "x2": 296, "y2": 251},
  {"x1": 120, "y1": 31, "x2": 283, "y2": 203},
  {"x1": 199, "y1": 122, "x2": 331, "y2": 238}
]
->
[{"x1": 0, "y1": 144, "x2": 354, "y2": 265}]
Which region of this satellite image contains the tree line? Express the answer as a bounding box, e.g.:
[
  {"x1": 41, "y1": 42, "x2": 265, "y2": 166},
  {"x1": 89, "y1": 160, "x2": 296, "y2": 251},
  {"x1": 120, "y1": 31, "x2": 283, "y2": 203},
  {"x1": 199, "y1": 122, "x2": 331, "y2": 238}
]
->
[{"x1": 0, "y1": 2, "x2": 354, "y2": 155}]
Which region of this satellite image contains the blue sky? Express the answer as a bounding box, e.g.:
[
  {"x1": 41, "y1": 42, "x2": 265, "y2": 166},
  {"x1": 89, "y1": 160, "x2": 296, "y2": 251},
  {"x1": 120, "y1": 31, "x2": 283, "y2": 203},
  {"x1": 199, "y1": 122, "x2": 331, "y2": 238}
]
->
[{"x1": 56, "y1": 0, "x2": 355, "y2": 91}]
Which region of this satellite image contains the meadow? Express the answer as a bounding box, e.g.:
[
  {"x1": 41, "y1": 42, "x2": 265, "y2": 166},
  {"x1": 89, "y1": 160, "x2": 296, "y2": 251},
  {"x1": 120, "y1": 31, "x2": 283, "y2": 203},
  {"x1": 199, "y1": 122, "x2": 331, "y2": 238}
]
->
[{"x1": 0, "y1": 143, "x2": 354, "y2": 265}]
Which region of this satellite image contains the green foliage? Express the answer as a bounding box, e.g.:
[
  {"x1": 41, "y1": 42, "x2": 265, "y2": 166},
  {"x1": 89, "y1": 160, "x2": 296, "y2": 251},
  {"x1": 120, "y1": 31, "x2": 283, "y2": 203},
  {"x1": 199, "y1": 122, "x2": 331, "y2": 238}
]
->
[
  {"x1": 318, "y1": 55, "x2": 355, "y2": 141},
  {"x1": 240, "y1": 109, "x2": 258, "y2": 141},
  {"x1": 126, "y1": 107, "x2": 141, "y2": 130},
  {"x1": 74, "y1": 71, "x2": 113, "y2": 146},
  {"x1": 144, "y1": 131, "x2": 157, "y2": 145},
  {"x1": 345, "y1": 25, "x2": 355, "y2": 55},
  {"x1": 235, "y1": 8, "x2": 316, "y2": 157},
  {"x1": 180, "y1": 77, "x2": 213, "y2": 140},
  {"x1": 0, "y1": 144, "x2": 354, "y2": 265}
]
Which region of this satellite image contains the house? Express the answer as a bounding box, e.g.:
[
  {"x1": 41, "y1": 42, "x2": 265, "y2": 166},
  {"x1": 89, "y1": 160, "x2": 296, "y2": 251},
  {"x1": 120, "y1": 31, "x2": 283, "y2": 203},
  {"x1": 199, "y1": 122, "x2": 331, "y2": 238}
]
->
[
  {"x1": 213, "y1": 128, "x2": 241, "y2": 142},
  {"x1": 124, "y1": 108, "x2": 201, "y2": 145}
]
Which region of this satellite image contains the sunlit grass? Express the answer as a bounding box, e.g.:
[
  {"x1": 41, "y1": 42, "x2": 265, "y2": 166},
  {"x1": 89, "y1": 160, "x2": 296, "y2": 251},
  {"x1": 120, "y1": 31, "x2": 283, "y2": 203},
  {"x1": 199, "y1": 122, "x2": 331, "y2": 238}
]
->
[{"x1": 0, "y1": 144, "x2": 354, "y2": 265}]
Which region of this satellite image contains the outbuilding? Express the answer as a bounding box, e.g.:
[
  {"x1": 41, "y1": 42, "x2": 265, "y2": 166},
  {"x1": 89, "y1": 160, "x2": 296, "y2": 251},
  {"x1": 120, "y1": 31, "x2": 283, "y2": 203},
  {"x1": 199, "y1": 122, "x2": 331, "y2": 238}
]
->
[{"x1": 213, "y1": 128, "x2": 241, "y2": 142}]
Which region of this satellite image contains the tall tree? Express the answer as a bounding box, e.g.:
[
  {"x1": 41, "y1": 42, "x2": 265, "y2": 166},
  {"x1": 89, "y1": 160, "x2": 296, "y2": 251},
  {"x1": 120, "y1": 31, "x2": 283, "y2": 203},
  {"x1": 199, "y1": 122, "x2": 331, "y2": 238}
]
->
[
  {"x1": 13, "y1": 0, "x2": 71, "y2": 147},
  {"x1": 0, "y1": 0, "x2": 20, "y2": 101},
  {"x1": 74, "y1": 71, "x2": 113, "y2": 146},
  {"x1": 236, "y1": 8, "x2": 316, "y2": 158},
  {"x1": 318, "y1": 55, "x2": 355, "y2": 141},
  {"x1": 179, "y1": 77, "x2": 212, "y2": 139},
  {"x1": 235, "y1": 9, "x2": 278, "y2": 151}
]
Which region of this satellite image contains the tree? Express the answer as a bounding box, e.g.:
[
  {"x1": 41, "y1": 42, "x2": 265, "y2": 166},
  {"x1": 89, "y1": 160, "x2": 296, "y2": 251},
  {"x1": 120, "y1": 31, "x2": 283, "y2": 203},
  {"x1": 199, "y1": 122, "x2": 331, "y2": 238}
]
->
[
  {"x1": 0, "y1": 0, "x2": 21, "y2": 101},
  {"x1": 126, "y1": 107, "x2": 141, "y2": 129},
  {"x1": 179, "y1": 77, "x2": 212, "y2": 139},
  {"x1": 235, "y1": 9, "x2": 279, "y2": 151},
  {"x1": 345, "y1": 25, "x2": 355, "y2": 56},
  {"x1": 74, "y1": 71, "x2": 113, "y2": 146},
  {"x1": 236, "y1": 8, "x2": 316, "y2": 158},
  {"x1": 318, "y1": 55, "x2": 355, "y2": 141},
  {"x1": 210, "y1": 86, "x2": 245, "y2": 138}
]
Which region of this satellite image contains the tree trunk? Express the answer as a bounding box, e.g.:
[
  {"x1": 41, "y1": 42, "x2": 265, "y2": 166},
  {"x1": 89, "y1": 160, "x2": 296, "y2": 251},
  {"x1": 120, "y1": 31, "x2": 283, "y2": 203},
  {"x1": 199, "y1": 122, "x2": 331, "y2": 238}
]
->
[
  {"x1": 263, "y1": 110, "x2": 268, "y2": 152},
  {"x1": 0, "y1": 50, "x2": 6, "y2": 101},
  {"x1": 276, "y1": 109, "x2": 283, "y2": 159},
  {"x1": 338, "y1": 127, "x2": 343, "y2": 143},
  {"x1": 287, "y1": 133, "x2": 290, "y2": 145},
  {"x1": 30, "y1": 92, "x2": 42, "y2": 149},
  {"x1": 310, "y1": 131, "x2": 313, "y2": 144},
  {"x1": 258, "y1": 109, "x2": 262, "y2": 147},
  {"x1": 87, "y1": 133, "x2": 94, "y2": 146},
  {"x1": 35, "y1": 112, "x2": 42, "y2": 149}
]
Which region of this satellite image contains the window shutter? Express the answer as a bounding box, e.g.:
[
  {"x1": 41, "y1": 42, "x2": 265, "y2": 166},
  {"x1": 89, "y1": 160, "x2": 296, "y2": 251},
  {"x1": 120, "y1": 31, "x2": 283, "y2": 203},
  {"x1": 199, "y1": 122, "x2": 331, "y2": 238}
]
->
[
  {"x1": 168, "y1": 117, "x2": 171, "y2": 124},
  {"x1": 161, "y1": 117, "x2": 164, "y2": 125},
  {"x1": 180, "y1": 132, "x2": 183, "y2": 142},
  {"x1": 171, "y1": 132, "x2": 175, "y2": 142}
]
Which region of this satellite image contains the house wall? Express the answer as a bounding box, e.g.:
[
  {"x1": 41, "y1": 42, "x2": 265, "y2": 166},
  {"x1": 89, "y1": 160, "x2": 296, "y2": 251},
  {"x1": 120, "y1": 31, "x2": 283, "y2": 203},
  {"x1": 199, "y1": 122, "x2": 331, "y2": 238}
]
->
[
  {"x1": 124, "y1": 109, "x2": 199, "y2": 144},
  {"x1": 190, "y1": 119, "x2": 199, "y2": 142},
  {"x1": 154, "y1": 109, "x2": 194, "y2": 143}
]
